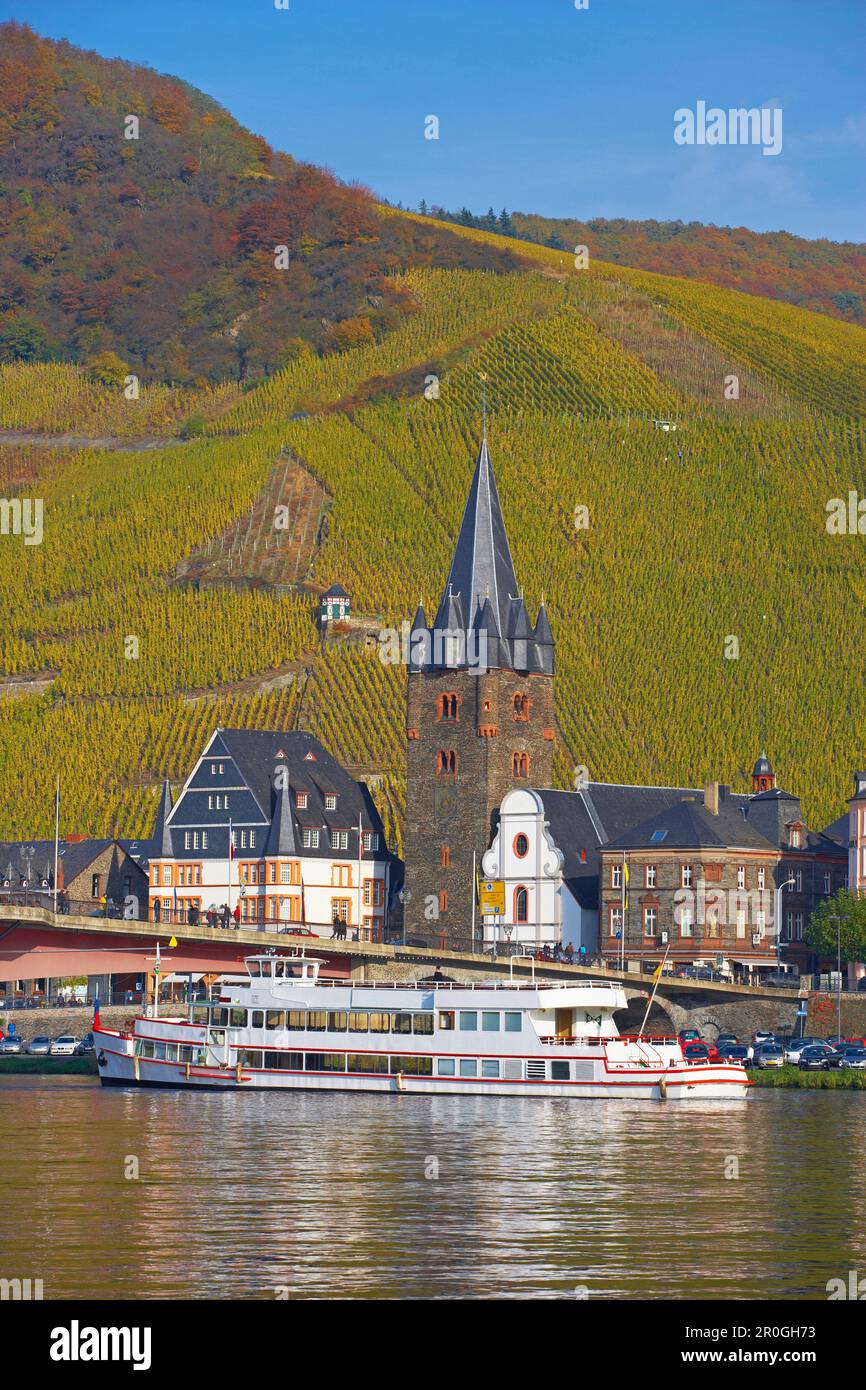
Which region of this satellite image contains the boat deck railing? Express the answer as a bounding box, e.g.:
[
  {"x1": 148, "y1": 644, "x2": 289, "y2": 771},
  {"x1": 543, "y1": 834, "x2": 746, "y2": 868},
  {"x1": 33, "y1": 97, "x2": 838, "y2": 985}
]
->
[{"x1": 243, "y1": 977, "x2": 625, "y2": 993}]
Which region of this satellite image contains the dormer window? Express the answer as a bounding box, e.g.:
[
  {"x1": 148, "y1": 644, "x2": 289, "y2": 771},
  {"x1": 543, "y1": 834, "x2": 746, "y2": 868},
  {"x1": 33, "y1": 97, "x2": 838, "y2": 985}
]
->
[
  {"x1": 297, "y1": 792, "x2": 308, "y2": 809},
  {"x1": 325, "y1": 794, "x2": 337, "y2": 811},
  {"x1": 790, "y1": 827, "x2": 802, "y2": 848}
]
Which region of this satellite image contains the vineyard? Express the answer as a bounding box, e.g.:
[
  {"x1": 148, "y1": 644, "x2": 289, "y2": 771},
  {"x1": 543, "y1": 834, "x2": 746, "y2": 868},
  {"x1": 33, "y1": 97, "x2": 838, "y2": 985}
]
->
[{"x1": 1, "y1": 215, "x2": 866, "y2": 844}]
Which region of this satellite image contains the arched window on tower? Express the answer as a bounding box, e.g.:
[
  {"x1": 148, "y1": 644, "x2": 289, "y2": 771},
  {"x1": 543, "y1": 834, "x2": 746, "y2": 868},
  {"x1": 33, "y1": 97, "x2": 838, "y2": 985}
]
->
[
  {"x1": 513, "y1": 693, "x2": 529, "y2": 721},
  {"x1": 515, "y1": 886, "x2": 528, "y2": 923},
  {"x1": 512, "y1": 751, "x2": 530, "y2": 779},
  {"x1": 438, "y1": 692, "x2": 460, "y2": 721},
  {"x1": 436, "y1": 750, "x2": 458, "y2": 776}
]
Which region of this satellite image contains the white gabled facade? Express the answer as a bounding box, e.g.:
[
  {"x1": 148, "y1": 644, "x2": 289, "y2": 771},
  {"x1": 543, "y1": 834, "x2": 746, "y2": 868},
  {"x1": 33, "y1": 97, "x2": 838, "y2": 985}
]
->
[
  {"x1": 146, "y1": 728, "x2": 392, "y2": 941},
  {"x1": 480, "y1": 788, "x2": 598, "y2": 954}
]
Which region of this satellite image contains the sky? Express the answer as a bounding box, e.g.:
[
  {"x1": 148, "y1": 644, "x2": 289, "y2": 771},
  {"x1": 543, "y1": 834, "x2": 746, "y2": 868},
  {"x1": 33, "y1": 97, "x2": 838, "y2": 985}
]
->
[{"x1": 2, "y1": 0, "x2": 864, "y2": 242}]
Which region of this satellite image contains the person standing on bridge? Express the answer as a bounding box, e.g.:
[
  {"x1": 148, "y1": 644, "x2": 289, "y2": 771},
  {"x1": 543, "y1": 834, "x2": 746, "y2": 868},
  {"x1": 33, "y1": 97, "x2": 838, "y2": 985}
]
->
[{"x1": 232, "y1": 903, "x2": 240, "y2": 928}]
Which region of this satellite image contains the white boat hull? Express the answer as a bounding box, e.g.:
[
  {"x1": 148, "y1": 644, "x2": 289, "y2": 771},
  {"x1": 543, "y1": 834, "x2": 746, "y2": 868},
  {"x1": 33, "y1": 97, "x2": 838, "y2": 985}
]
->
[{"x1": 94, "y1": 1029, "x2": 750, "y2": 1101}]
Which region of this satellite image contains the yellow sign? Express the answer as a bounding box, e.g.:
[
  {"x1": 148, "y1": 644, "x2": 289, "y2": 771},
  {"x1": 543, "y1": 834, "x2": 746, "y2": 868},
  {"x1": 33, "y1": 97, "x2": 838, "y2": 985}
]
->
[{"x1": 480, "y1": 880, "x2": 506, "y2": 915}]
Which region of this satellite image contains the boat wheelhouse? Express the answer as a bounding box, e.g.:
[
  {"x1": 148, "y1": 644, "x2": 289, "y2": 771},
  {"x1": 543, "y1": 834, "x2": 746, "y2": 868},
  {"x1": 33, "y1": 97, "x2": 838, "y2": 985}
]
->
[{"x1": 93, "y1": 951, "x2": 750, "y2": 1100}]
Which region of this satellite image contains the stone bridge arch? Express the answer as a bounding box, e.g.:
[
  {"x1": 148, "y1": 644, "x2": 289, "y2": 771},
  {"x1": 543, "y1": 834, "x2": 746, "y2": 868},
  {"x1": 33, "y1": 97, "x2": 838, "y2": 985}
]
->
[{"x1": 615, "y1": 987, "x2": 799, "y2": 1040}]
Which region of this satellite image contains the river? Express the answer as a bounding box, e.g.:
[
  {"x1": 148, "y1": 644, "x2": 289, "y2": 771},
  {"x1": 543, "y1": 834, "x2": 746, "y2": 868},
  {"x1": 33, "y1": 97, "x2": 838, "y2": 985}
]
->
[{"x1": 1, "y1": 1077, "x2": 863, "y2": 1300}]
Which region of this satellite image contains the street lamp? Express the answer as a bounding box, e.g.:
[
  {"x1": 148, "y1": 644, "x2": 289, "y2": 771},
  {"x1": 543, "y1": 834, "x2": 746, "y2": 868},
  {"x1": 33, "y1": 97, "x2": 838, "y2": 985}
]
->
[
  {"x1": 828, "y1": 914, "x2": 843, "y2": 1041},
  {"x1": 774, "y1": 877, "x2": 796, "y2": 971}
]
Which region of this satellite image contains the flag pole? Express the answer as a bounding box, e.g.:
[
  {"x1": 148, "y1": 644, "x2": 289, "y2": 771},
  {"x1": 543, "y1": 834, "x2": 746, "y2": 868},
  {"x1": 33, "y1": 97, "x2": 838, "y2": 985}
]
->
[
  {"x1": 228, "y1": 816, "x2": 233, "y2": 921},
  {"x1": 620, "y1": 852, "x2": 626, "y2": 972},
  {"x1": 53, "y1": 775, "x2": 60, "y2": 915},
  {"x1": 471, "y1": 849, "x2": 477, "y2": 953},
  {"x1": 357, "y1": 811, "x2": 363, "y2": 940},
  {"x1": 637, "y1": 941, "x2": 671, "y2": 1039}
]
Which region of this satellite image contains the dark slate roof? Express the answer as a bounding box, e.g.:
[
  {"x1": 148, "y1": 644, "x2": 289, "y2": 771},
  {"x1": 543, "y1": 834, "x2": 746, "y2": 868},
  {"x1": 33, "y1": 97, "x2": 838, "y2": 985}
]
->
[
  {"x1": 821, "y1": 812, "x2": 849, "y2": 847},
  {"x1": 0, "y1": 838, "x2": 142, "y2": 886},
  {"x1": 420, "y1": 435, "x2": 552, "y2": 674},
  {"x1": 161, "y1": 729, "x2": 391, "y2": 861},
  {"x1": 532, "y1": 783, "x2": 706, "y2": 910},
  {"x1": 322, "y1": 584, "x2": 350, "y2": 599},
  {"x1": 435, "y1": 434, "x2": 519, "y2": 640},
  {"x1": 604, "y1": 796, "x2": 773, "y2": 852},
  {"x1": 752, "y1": 750, "x2": 774, "y2": 776}
]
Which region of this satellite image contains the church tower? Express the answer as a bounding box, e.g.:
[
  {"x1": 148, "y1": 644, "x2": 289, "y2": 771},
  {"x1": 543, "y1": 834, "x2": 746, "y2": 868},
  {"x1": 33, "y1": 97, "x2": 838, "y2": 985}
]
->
[{"x1": 403, "y1": 432, "x2": 556, "y2": 940}]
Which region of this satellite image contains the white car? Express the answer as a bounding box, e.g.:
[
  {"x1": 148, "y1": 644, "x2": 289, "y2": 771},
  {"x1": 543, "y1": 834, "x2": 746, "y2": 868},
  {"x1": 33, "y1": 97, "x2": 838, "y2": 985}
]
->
[
  {"x1": 784, "y1": 1037, "x2": 823, "y2": 1064},
  {"x1": 49, "y1": 1035, "x2": 79, "y2": 1056}
]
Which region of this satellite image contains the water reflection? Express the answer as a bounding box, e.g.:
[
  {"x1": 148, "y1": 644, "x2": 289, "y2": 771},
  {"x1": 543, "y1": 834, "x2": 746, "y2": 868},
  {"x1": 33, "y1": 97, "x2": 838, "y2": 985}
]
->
[{"x1": 1, "y1": 1078, "x2": 863, "y2": 1300}]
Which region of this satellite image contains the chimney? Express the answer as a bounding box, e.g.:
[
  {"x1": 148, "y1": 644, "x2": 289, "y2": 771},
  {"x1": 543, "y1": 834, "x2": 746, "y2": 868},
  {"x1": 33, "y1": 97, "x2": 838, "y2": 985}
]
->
[
  {"x1": 703, "y1": 782, "x2": 720, "y2": 815},
  {"x1": 854, "y1": 771, "x2": 866, "y2": 800}
]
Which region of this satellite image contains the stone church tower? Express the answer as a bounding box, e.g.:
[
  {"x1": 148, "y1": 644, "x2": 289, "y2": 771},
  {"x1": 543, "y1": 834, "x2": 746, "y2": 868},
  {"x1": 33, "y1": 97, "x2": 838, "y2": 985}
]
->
[{"x1": 403, "y1": 432, "x2": 556, "y2": 941}]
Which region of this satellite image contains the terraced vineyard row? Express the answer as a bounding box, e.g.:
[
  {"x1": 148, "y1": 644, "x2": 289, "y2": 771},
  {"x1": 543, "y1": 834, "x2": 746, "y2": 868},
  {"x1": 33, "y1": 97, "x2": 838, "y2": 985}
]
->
[{"x1": 0, "y1": 363, "x2": 240, "y2": 437}]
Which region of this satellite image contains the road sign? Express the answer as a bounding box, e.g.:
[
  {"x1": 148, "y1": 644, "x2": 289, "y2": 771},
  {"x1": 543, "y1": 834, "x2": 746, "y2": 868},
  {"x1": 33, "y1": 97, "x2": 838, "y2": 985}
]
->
[{"x1": 480, "y1": 880, "x2": 505, "y2": 916}]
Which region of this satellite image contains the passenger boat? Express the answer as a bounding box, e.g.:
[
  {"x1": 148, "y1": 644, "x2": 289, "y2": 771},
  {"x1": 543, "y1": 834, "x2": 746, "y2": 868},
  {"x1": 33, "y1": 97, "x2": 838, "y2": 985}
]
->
[{"x1": 94, "y1": 951, "x2": 750, "y2": 1100}]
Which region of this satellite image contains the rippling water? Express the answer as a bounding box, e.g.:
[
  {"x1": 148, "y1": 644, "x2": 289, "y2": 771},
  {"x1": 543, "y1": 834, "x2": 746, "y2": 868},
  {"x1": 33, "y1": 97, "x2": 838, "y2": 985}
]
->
[{"x1": 1, "y1": 1077, "x2": 864, "y2": 1299}]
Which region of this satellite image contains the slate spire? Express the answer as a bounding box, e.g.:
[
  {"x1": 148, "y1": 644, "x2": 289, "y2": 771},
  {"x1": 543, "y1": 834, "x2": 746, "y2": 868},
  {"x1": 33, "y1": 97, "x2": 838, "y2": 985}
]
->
[
  {"x1": 151, "y1": 778, "x2": 174, "y2": 857},
  {"x1": 434, "y1": 434, "x2": 520, "y2": 641}
]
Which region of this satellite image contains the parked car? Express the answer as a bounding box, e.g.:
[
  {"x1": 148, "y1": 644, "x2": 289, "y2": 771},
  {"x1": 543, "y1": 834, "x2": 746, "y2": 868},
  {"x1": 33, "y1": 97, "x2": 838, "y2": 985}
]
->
[
  {"x1": 716, "y1": 1033, "x2": 738, "y2": 1049},
  {"x1": 682, "y1": 1042, "x2": 710, "y2": 1063},
  {"x1": 760, "y1": 971, "x2": 799, "y2": 989},
  {"x1": 74, "y1": 1033, "x2": 95, "y2": 1055},
  {"x1": 784, "y1": 1037, "x2": 824, "y2": 1064},
  {"x1": 718, "y1": 1043, "x2": 750, "y2": 1065},
  {"x1": 26, "y1": 1035, "x2": 52, "y2": 1055},
  {"x1": 678, "y1": 1029, "x2": 702, "y2": 1044},
  {"x1": 49, "y1": 1035, "x2": 79, "y2": 1056},
  {"x1": 839, "y1": 1047, "x2": 866, "y2": 1070},
  {"x1": 755, "y1": 1043, "x2": 785, "y2": 1069},
  {"x1": 752, "y1": 1031, "x2": 775, "y2": 1047},
  {"x1": 798, "y1": 1044, "x2": 836, "y2": 1071},
  {"x1": 276, "y1": 926, "x2": 315, "y2": 937},
  {"x1": 0, "y1": 1035, "x2": 23, "y2": 1054},
  {"x1": 826, "y1": 1045, "x2": 866, "y2": 1070}
]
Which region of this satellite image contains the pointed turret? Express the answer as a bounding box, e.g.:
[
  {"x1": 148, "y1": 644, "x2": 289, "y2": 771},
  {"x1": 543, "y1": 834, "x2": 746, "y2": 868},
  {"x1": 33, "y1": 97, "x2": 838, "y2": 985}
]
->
[
  {"x1": 264, "y1": 759, "x2": 298, "y2": 857},
  {"x1": 531, "y1": 602, "x2": 554, "y2": 676},
  {"x1": 507, "y1": 595, "x2": 532, "y2": 671},
  {"x1": 151, "y1": 778, "x2": 174, "y2": 857},
  {"x1": 431, "y1": 586, "x2": 466, "y2": 668},
  {"x1": 751, "y1": 750, "x2": 776, "y2": 793},
  {"x1": 408, "y1": 603, "x2": 430, "y2": 673}
]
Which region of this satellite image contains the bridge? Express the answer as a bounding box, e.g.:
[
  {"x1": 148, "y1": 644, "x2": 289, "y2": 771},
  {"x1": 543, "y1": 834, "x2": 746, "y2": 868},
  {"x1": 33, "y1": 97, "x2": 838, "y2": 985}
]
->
[{"x1": 0, "y1": 905, "x2": 803, "y2": 1036}]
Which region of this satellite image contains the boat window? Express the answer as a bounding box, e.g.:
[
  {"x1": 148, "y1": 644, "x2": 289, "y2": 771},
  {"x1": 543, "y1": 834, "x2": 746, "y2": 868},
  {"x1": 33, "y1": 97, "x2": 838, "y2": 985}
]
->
[
  {"x1": 481, "y1": 1059, "x2": 500, "y2": 1078},
  {"x1": 551, "y1": 1060, "x2": 570, "y2": 1081},
  {"x1": 437, "y1": 1057, "x2": 455, "y2": 1076},
  {"x1": 347, "y1": 1053, "x2": 389, "y2": 1074},
  {"x1": 482, "y1": 1012, "x2": 500, "y2": 1032},
  {"x1": 328, "y1": 1011, "x2": 348, "y2": 1032},
  {"x1": 273, "y1": 961, "x2": 284, "y2": 978},
  {"x1": 306, "y1": 1011, "x2": 327, "y2": 1032},
  {"x1": 287, "y1": 1011, "x2": 306, "y2": 1030},
  {"x1": 459, "y1": 1058, "x2": 477, "y2": 1077},
  {"x1": 266, "y1": 1010, "x2": 284, "y2": 1031},
  {"x1": 369, "y1": 1012, "x2": 390, "y2": 1034},
  {"x1": 438, "y1": 1011, "x2": 455, "y2": 1031},
  {"x1": 349, "y1": 1012, "x2": 369, "y2": 1033},
  {"x1": 391, "y1": 1055, "x2": 434, "y2": 1076},
  {"x1": 391, "y1": 1012, "x2": 413, "y2": 1035},
  {"x1": 248, "y1": 962, "x2": 261, "y2": 978},
  {"x1": 306, "y1": 1053, "x2": 346, "y2": 1071},
  {"x1": 211, "y1": 1007, "x2": 228, "y2": 1027},
  {"x1": 192, "y1": 1006, "x2": 208, "y2": 1025},
  {"x1": 251, "y1": 1010, "x2": 264, "y2": 1029},
  {"x1": 164, "y1": 1044, "x2": 179, "y2": 1062},
  {"x1": 413, "y1": 1014, "x2": 434, "y2": 1035},
  {"x1": 504, "y1": 1012, "x2": 522, "y2": 1033},
  {"x1": 153, "y1": 1042, "x2": 167, "y2": 1060},
  {"x1": 264, "y1": 1051, "x2": 304, "y2": 1070},
  {"x1": 231, "y1": 1009, "x2": 247, "y2": 1028},
  {"x1": 138, "y1": 1041, "x2": 154, "y2": 1058},
  {"x1": 459, "y1": 1011, "x2": 477, "y2": 1032},
  {"x1": 191, "y1": 1047, "x2": 206, "y2": 1065},
  {"x1": 503, "y1": 1059, "x2": 523, "y2": 1080}
]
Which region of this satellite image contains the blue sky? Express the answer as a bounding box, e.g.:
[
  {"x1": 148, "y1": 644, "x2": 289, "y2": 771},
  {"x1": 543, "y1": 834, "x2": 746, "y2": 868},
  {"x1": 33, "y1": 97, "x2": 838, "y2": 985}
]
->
[{"x1": 4, "y1": 0, "x2": 864, "y2": 241}]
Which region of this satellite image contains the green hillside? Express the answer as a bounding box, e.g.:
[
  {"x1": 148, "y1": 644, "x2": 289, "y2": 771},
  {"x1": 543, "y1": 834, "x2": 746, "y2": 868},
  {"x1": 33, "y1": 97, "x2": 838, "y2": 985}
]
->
[{"x1": 2, "y1": 33, "x2": 866, "y2": 856}]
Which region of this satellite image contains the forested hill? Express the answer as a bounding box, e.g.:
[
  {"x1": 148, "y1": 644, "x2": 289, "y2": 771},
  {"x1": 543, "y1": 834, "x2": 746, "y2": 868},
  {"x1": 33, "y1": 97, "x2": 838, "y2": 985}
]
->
[
  {"x1": 0, "y1": 22, "x2": 523, "y2": 384},
  {"x1": 423, "y1": 205, "x2": 866, "y2": 326}
]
